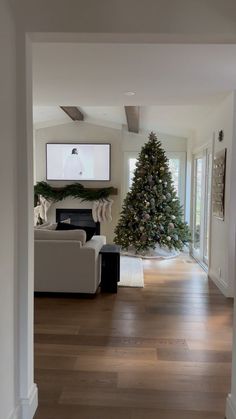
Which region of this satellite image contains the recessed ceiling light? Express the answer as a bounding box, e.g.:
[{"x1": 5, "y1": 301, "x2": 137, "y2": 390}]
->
[{"x1": 124, "y1": 91, "x2": 136, "y2": 96}]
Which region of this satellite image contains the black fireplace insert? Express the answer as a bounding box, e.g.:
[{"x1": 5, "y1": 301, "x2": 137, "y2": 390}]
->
[{"x1": 56, "y1": 209, "x2": 100, "y2": 235}]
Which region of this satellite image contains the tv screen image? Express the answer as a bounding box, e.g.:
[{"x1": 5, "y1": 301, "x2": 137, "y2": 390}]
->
[{"x1": 46, "y1": 143, "x2": 111, "y2": 181}]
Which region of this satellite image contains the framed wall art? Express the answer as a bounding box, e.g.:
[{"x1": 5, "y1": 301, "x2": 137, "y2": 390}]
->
[{"x1": 212, "y1": 148, "x2": 227, "y2": 220}]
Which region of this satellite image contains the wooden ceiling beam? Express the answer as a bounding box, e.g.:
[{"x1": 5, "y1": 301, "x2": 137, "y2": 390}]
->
[
  {"x1": 60, "y1": 106, "x2": 84, "y2": 121},
  {"x1": 125, "y1": 106, "x2": 140, "y2": 133}
]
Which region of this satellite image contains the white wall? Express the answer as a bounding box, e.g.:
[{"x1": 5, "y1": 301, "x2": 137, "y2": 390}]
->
[
  {"x1": 12, "y1": 3, "x2": 236, "y2": 419},
  {"x1": 0, "y1": 2, "x2": 18, "y2": 419},
  {"x1": 122, "y1": 128, "x2": 187, "y2": 152},
  {"x1": 193, "y1": 93, "x2": 236, "y2": 297},
  {"x1": 34, "y1": 123, "x2": 188, "y2": 242},
  {"x1": 35, "y1": 122, "x2": 122, "y2": 243}
]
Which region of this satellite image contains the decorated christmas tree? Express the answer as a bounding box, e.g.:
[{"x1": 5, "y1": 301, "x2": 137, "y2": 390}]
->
[{"x1": 114, "y1": 132, "x2": 191, "y2": 253}]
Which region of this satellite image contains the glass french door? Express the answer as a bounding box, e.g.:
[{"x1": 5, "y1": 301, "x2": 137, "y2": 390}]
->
[
  {"x1": 192, "y1": 156, "x2": 203, "y2": 260},
  {"x1": 203, "y1": 150, "x2": 212, "y2": 265},
  {"x1": 192, "y1": 147, "x2": 212, "y2": 267}
]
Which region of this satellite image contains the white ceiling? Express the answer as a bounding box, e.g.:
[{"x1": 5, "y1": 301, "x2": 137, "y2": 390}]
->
[
  {"x1": 32, "y1": 42, "x2": 236, "y2": 134},
  {"x1": 33, "y1": 43, "x2": 236, "y2": 106},
  {"x1": 33, "y1": 104, "x2": 215, "y2": 136},
  {"x1": 33, "y1": 106, "x2": 70, "y2": 126}
]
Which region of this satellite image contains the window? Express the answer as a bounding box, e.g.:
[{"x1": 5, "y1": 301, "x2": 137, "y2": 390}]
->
[
  {"x1": 125, "y1": 151, "x2": 186, "y2": 210},
  {"x1": 167, "y1": 158, "x2": 181, "y2": 196},
  {"x1": 128, "y1": 158, "x2": 138, "y2": 188}
]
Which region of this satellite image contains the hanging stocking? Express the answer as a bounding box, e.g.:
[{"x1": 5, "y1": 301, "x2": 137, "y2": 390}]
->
[
  {"x1": 102, "y1": 199, "x2": 110, "y2": 222},
  {"x1": 44, "y1": 199, "x2": 51, "y2": 221},
  {"x1": 102, "y1": 200, "x2": 108, "y2": 222},
  {"x1": 34, "y1": 205, "x2": 41, "y2": 226},
  {"x1": 97, "y1": 200, "x2": 104, "y2": 223},
  {"x1": 92, "y1": 200, "x2": 99, "y2": 222},
  {"x1": 39, "y1": 195, "x2": 52, "y2": 222},
  {"x1": 106, "y1": 199, "x2": 113, "y2": 222}
]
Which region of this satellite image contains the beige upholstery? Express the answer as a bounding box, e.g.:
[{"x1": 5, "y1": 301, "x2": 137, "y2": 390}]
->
[
  {"x1": 34, "y1": 221, "x2": 51, "y2": 229},
  {"x1": 34, "y1": 232, "x2": 106, "y2": 294},
  {"x1": 34, "y1": 228, "x2": 87, "y2": 245}
]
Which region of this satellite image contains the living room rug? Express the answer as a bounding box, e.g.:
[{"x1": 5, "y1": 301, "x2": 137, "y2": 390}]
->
[{"x1": 119, "y1": 256, "x2": 144, "y2": 288}]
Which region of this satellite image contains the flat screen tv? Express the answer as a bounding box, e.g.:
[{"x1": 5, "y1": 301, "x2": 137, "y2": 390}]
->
[{"x1": 46, "y1": 143, "x2": 111, "y2": 181}]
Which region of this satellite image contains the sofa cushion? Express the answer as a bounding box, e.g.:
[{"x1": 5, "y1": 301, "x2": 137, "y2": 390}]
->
[
  {"x1": 35, "y1": 223, "x2": 57, "y2": 230},
  {"x1": 35, "y1": 221, "x2": 51, "y2": 229},
  {"x1": 34, "y1": 228, "x2": 87, "y2": 245},
  {"x1": 44, "y1": 223, "x2": 58, "y2": 230},
  {"x1": 56, "y1": 222, "x2": 95, "y2": 241}
]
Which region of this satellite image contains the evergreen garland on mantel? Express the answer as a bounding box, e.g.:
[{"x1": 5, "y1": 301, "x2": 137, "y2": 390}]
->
[{"x1": 34, "y1": 181, "x2": 117, "y2": 203}]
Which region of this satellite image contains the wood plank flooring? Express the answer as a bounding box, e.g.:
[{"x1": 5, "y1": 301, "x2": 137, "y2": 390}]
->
[{"x1": 34, "y1": 255, "x2": 233, "y2": 419}]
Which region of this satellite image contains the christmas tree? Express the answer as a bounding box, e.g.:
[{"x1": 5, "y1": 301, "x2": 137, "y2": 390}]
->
[{"x1": 114, "y1": 132, "x2": 191, "y2": 253}]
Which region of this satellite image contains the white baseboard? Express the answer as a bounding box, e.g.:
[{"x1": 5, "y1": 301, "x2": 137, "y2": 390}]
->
[
  {"x1": 8, "y1": 405, "x2": 21, "y2": 419},
  {"x1": 208, "y1": 270, "x2": 232, "y2": 297},
  {"x1": 9, "y1": 384, "x2": 38, "y2": 419},
  {"x1": 20, "y1": 384, "x2": 38, "y2": 419},
  {"x1": 226, "y1": 394, "x2": 236, "y2": 419}
]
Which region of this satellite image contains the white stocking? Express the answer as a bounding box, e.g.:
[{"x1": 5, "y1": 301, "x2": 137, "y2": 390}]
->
[
  {"x1": 39, "y1": 195, "x2": 52, "y2": 222},
  {"x1": 106, "y1": 199, "x2": 113, "y2": 222},
  {"x1": 92, "y1": 200, "x2": 99, "y2": 222},
  {"x1": 44, "y1": 199, "x2": 52, "y2": 221},
  {"x1": 34, "y1": 205, "x2": 41, "y2": 226},
  {"x1": 102, "y1": 200, "x2": 107, "y2": 223},
  {"x1": 97, "y1": 200, "x2": 103, "y2": 223}
]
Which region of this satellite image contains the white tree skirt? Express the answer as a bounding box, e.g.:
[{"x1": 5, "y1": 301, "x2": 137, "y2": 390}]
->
[
  {"x1": 119, "y1": 256, "x2": 144, "y2": 288},
  {"x1": 122, "y1": 243, "x2": 180, "y2": 259}
]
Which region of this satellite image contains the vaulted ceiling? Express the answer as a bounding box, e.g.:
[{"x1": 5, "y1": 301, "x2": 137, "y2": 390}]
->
[
  {"x1": 32, "y1": 42, "x2": 236, "y2": 135},
  {"x1": 33, "y1": 104, "x2": 216, "y2": 137}
]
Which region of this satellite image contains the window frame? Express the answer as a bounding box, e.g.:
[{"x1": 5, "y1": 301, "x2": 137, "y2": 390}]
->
[{"x1": 123, "y1": 150, "x2": 186, "y2": 213}]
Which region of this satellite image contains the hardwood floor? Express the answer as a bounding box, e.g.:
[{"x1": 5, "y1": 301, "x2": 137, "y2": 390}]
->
[{"x1": 34, "y1": 255, "x2": 233, "y2": 419}]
